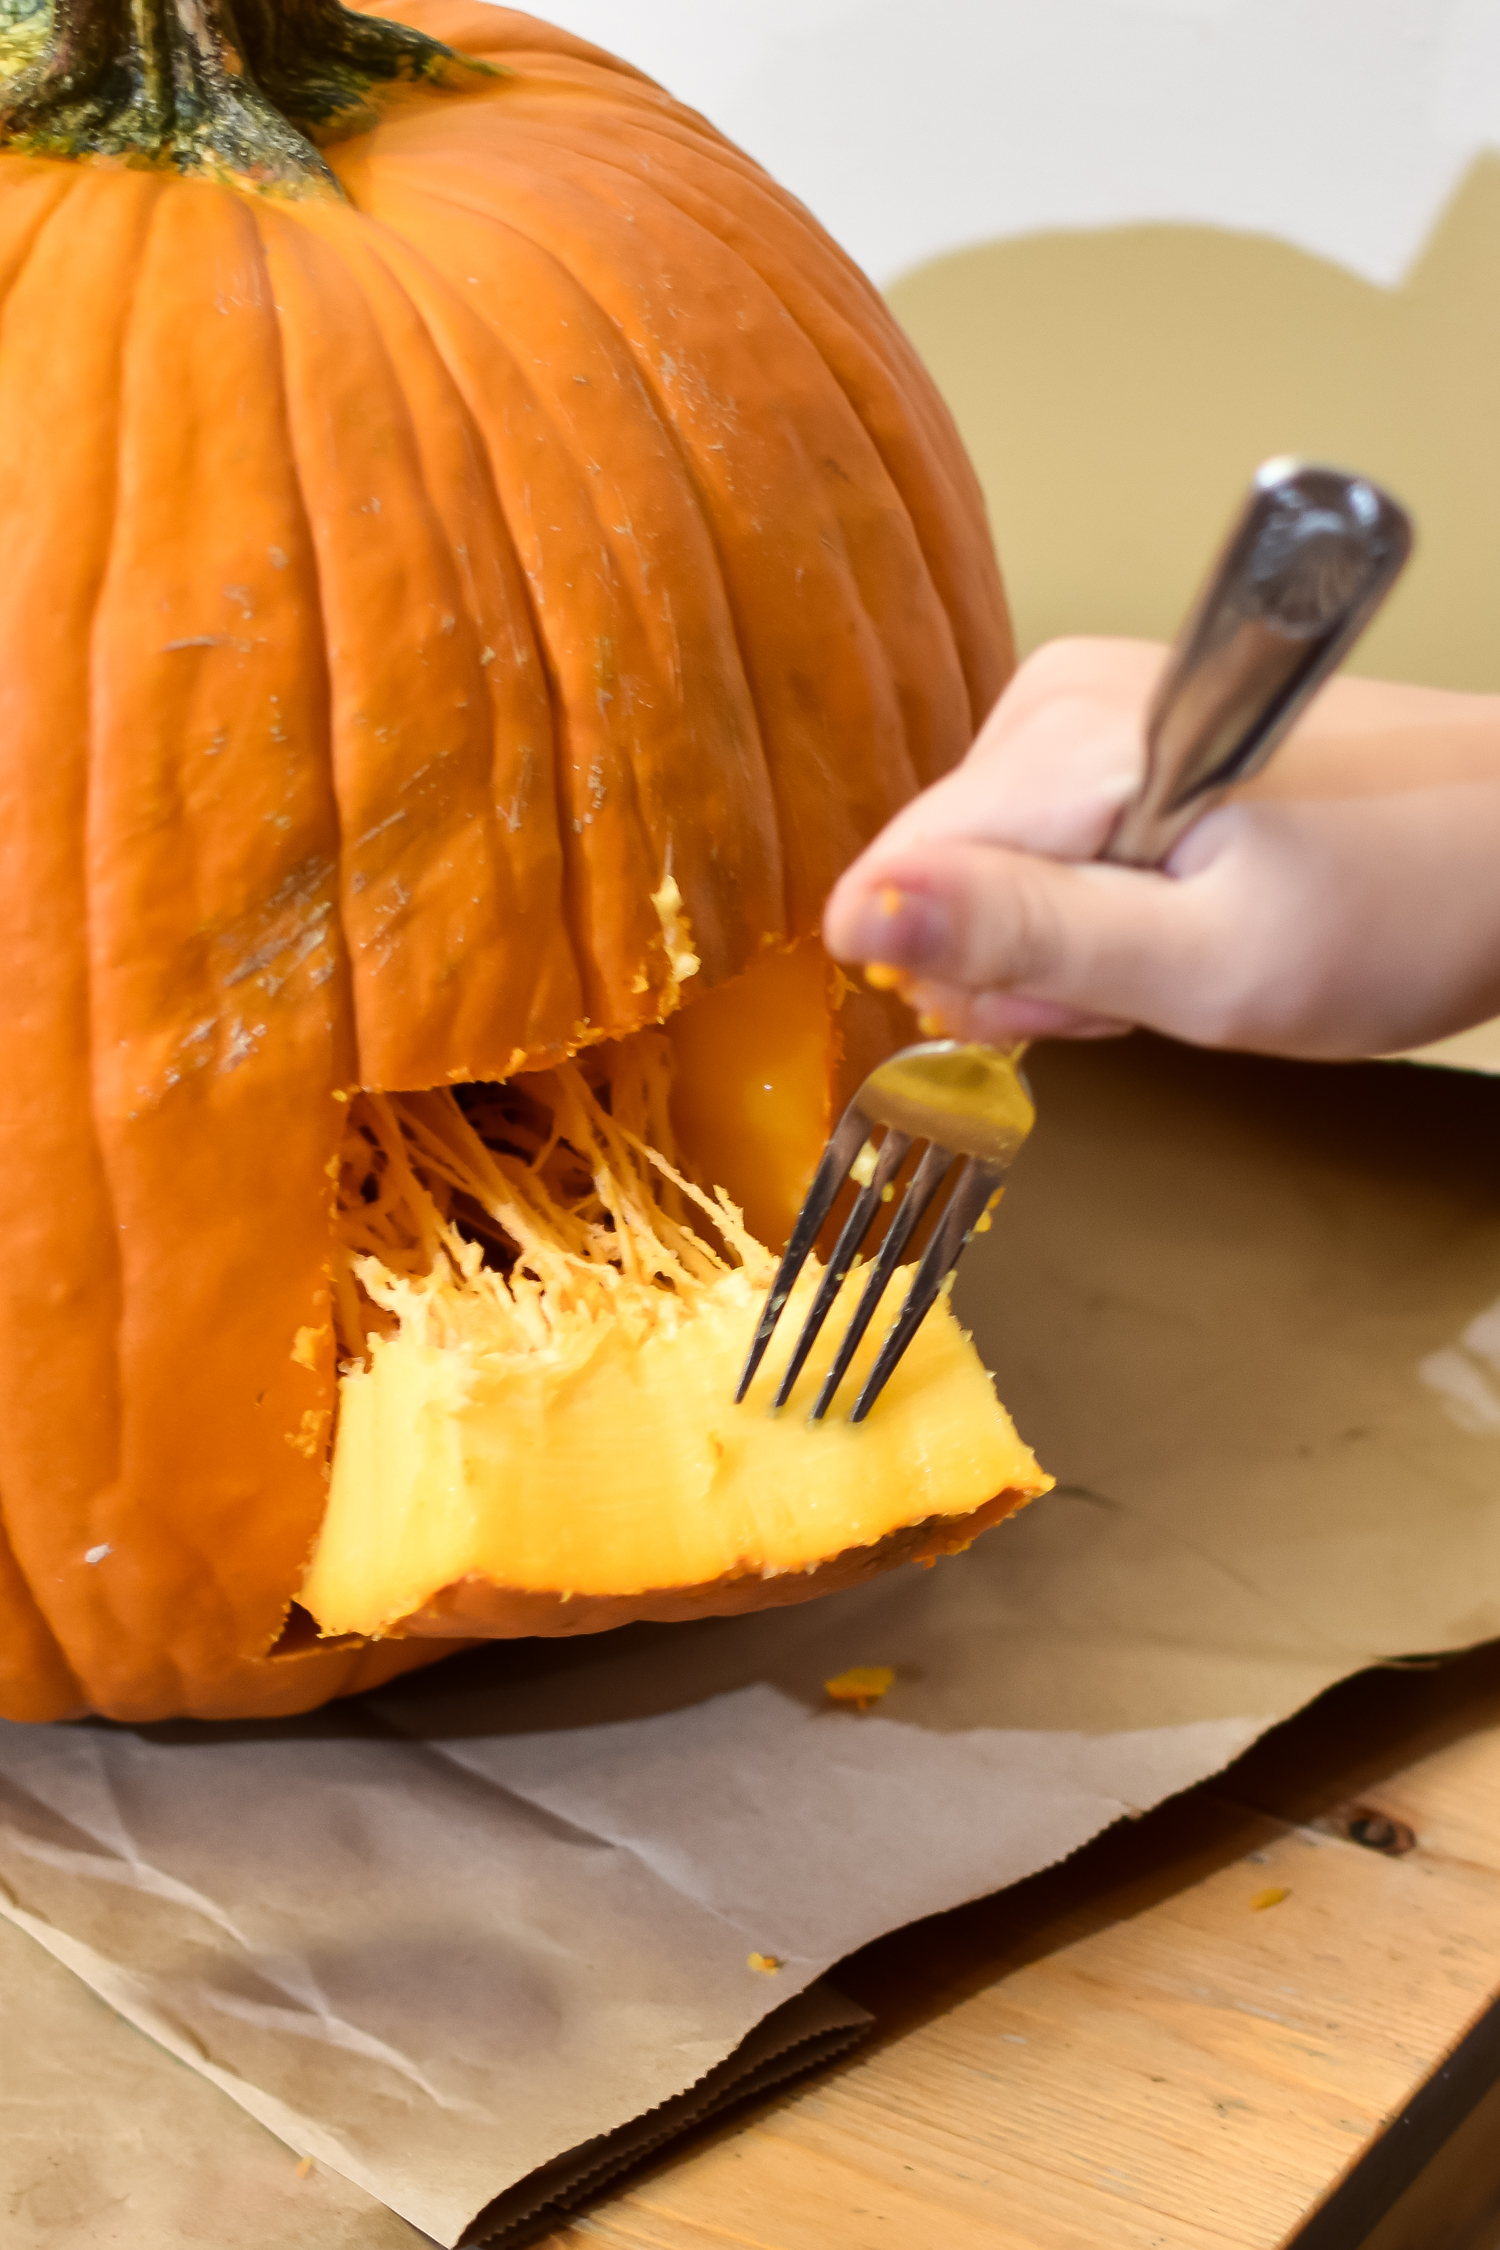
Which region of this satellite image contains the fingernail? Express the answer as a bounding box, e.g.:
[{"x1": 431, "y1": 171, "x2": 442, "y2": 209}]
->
[{"x1": 850, "y1": 886, "x2": 950, "y2": 972}]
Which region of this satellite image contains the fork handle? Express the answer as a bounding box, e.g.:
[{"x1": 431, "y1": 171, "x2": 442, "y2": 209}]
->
[{"x1": 1103, "y1": 459, "x2": 1413, "y2": 869}]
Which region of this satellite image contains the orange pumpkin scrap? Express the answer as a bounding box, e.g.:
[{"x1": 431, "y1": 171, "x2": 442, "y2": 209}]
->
[
  {"x1": 0, "y1": 0, "x2": 1046, "y2": 1724},
  {"x1": 824, "y1": 1667, "x2": 898, "y2": 1712}
]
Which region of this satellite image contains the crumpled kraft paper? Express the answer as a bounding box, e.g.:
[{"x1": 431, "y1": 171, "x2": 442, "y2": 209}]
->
[
  {"x1": 3, "y1": 1033, "x2": 1499, "y2": 2246},
  {"x1": 0, "y1": 1910, "x2": 865, "y2": 2250}
]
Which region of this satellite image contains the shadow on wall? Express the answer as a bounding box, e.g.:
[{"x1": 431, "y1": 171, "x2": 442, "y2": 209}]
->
[{"x1": 887, "y1": 153, "x2": 1500, "y2": 695}]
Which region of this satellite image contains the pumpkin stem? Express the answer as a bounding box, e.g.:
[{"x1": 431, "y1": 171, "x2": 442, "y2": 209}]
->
[{"x1": 0, "y1": 0, "x2": 498, "y2": 195}]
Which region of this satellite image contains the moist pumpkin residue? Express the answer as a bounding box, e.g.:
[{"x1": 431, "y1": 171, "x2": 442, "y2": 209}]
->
[
  {"x1": 329, "y1": 1032, "x2": 756, "y2": 1370},
  {"x1": 303, "y1": 1032, "x2": 1050, "y2": 1643}
]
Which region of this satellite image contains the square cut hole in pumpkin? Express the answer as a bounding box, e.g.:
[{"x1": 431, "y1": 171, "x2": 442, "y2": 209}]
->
[{"x1": 299, "y1": 953, "x2": 1050, "y2": 1645}]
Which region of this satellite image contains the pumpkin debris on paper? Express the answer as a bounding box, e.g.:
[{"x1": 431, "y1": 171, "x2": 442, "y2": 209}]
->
[{"x1": 824, "y1": 1667, "x2": 899, "y2": 1712}]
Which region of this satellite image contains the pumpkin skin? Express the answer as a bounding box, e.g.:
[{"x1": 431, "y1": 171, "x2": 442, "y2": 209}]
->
[{"x1": 0, "y1": 3, "x2": 1011, "y2": 1723}]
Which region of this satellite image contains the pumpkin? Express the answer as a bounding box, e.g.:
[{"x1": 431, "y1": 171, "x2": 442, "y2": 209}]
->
[{"x1": 0, "y1": 0, "x2": 1044, "y2": 1724}]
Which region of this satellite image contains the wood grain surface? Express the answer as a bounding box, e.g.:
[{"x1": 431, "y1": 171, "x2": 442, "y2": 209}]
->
[{"x1": 536, "y1": 1645, "x2": 1500, "y2": 2250}]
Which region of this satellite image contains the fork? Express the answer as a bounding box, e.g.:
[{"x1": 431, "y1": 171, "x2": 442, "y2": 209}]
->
[{"x1": 735, "y1": 458, "x2": 1414, "y2": 1425}]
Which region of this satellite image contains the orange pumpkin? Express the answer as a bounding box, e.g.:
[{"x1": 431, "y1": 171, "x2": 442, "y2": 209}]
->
[{"x1": 0, "y1": 1, "x2": 1021, "y2": 1722}]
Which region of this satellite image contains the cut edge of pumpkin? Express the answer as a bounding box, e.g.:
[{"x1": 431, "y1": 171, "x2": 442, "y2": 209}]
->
[{"x1": 380, "y1": 1487, "x2": 1037, "y2": 1639}]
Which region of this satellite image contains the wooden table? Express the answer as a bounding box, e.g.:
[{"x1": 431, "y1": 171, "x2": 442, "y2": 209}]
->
[
  {"x1": 538, "y1": 1644, "x2": 1500, "y2": 2250},
  {"x1": 10, "y1": 1645, "x2": 1500, "y2": 2249}
]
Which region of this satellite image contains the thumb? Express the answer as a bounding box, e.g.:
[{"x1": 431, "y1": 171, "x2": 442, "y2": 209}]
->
[{"x1": 823, "y1": 837, "x2": 1213, "y2": 1036}]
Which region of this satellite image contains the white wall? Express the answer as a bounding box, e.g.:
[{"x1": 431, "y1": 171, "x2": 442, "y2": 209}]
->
[{"x1": 539, "y1": 0, "x2": 1500, "y2": 286}]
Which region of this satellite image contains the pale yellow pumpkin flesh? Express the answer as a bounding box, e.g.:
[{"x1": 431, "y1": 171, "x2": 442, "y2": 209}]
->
[{"x1": 299, "y1": 1037, "x2": 1050, "y2": 1642}]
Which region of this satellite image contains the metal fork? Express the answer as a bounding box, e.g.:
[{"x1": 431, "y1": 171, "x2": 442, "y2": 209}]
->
[{"x1": 735, "y1": 458, "x2": 1414, "y2": 1425}]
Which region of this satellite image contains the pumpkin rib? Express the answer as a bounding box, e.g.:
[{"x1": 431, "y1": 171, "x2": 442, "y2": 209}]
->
[
  {"x1": 63, "y1": 176, "x2": 145, "y2": 1662},
  {"x1": 279, "y1": 184, "x2": 777, "y2": 1062},
  {"x1": 494, "y1": 94, "x2": 939, "y2": 414},
  {"x1": 483, "y1": 108, "x2": 989, "y2": 760},
  {"x1": 388, "y1": 10, "x2": 1008, "y2": 737},
  {"x1": 0, "y1": 161, "x2": 77, "y2": 301},
  {"x1": 257, "y1": 203, "x2": 515, "y2": 1086},
  {"x1": 82, "y1": 187, "x2": 236, "y2": 1715},
  {"x1": 374, "y1": 159, "x2": 812, "y2": 956},
  {"x1": 294, "y1": 200, "x2": 608, "y2": 1064},
  {"x1": 88, "y1": 193, "x2": 196, "y2": 1725},
  {"x1": 424, "y1": 39, "x2": 934, "y2": 418},
  {"x1": 358, "y1": 228, "x2": 613, "y2": 1071},
  {"x1": 249, "y1": 207, "x2": 392, "y2": 1102},
  {"x1": 494, "y1": 108, "x2": 1009, "y2": 741},
  {"x1": 256, "y1": 197, "x2": 597, "y2": 1085},
  {"x1": 355, "y1": 208, "x2": 781, "y2": 987},
  {"x1": 0, "y1": 162, "x2": 111, "y2": 1715},
  {"x1": 411, "y1": 0, "x2": 1009, "y2": 738},
  {"x1": 240, "y1": 204, "x2": 360, "y2": 1073},
  {"x1": 326, "y1": 184, "x2": 788, "y2": 1017},
  {"x1": 332, "y1": 226, "x2": 595, "y2": 1069},
  {"x1": 78, "y1": 178, "x2": 360, "y2": 1717},
  {"x1": 336, "y1": 28, "x2": 978, "y2": 978},
  {"x1": 338, "y1": 203, "x2": 732, "y2": 1033},
  {"x1": 0, "y1": 174, "x2": 164, "y2": 1711},
  {"x1": 357, "y1": 148, "x2": 933, "y2": 940}
]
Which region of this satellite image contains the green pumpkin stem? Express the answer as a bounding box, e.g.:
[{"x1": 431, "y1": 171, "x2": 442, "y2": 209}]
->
[{"x1": 0, "y1": 0, "x2": 498, "y2": 195}]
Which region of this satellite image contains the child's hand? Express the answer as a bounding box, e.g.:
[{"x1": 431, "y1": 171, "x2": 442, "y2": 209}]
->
[{"x1": 822, "y1": 637, "x2": 1500, "y2": 1060}]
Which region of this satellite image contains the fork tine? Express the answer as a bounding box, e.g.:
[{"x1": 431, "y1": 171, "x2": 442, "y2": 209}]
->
[
  {"x1": 733, "y1": 1102, "x2": 873, "y2": 1403},
  {"x1": 808, "y1": 1139, "x2": 955, "y2": 1422},
  {"x1": 848, "y1": 1157, "x2": 1004, "y2": 1425},
  {"x1": 770, "y1": 1130, "x2": 913, "y2": 1408}
]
